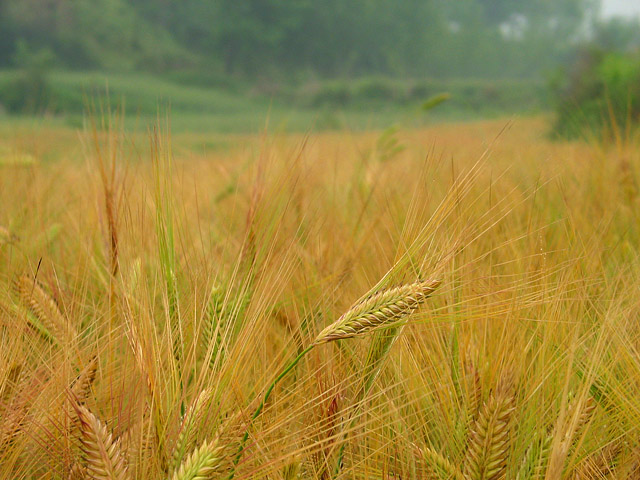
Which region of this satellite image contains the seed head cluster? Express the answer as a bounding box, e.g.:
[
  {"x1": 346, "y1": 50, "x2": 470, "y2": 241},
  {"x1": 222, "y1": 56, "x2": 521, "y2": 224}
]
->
[{"x1": 314, "y1": 279, "x2": 441, "y2": 344}]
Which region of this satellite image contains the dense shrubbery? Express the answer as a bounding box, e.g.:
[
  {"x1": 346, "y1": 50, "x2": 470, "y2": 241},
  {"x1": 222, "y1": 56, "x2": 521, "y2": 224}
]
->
[
  {"x1": 552, "y1": 48, "x2": 640, "y2": 138},
  {"x1": 299, "y1": 77, "x2": 546, "y2": 113}
]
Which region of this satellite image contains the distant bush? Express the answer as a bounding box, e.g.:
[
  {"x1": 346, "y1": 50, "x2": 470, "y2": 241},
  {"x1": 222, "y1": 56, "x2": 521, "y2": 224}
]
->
[{"x1": 552, "y1": 48, "x2": 640, "y2": 138}]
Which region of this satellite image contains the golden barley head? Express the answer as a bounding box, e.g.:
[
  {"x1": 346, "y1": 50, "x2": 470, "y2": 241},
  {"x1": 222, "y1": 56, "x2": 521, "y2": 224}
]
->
[{"x1": 313, "y1": 279, "x2": 441, "y2": 345}]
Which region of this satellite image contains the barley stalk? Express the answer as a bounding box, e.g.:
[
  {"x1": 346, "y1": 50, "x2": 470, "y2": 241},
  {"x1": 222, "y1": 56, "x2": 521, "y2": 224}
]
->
[{"x1": 545, "y1": 394, "x2": 596, "y2": 480}]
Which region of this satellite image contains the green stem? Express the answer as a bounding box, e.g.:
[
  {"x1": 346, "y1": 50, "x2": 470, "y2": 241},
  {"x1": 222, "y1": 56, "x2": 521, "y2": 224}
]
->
[{"x1": 229, "y1": 344, "x2": 315, "y2": 478}]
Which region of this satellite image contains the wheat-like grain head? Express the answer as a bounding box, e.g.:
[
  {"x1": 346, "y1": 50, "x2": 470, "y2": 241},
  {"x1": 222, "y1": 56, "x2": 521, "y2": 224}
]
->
[
  {"x1": 422, "y1": 446, "x2": 469, "y2": 480},
  {"x1": 313, "y1": 279, "x2": 441, "y2": 344},
  {"x1": 544, "y1": 393, "x2": 597, "y2": 480},
  {"x1": 71, "y1": 356, "x2": 99, "y2": 403},
  {"x1": 75, "y1": 405, "x2": 131, "y2": 480},
  {"x1": 171, "y1": 438, "x2": 226, "y2": 480},
  {"x1": 67, "y1": 356, "x2": 99, "y2": 450},
  {"x1": 14, "y1": 274, "x2": 77, "y2": 346},
  {"x1": 0, "y1": 366, "x2": 48, "y2": 450},
  {"x1": 170, "y1": 388, "x2": 213, "y2": 474},
  {"x1": 465, "y1": 382, "x2": 515, "y2": 480}
]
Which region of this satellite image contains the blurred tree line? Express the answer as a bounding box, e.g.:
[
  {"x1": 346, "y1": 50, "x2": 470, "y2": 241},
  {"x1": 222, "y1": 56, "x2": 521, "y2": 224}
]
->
[
  {"x1": 0, "y1": 0, "x2": 602, "y2": 80},
  {"x1": 552, "y1": 16, "x2": 640, "y2": 137}
]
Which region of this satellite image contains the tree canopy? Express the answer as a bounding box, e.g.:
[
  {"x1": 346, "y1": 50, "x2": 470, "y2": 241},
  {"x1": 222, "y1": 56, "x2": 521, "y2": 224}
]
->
[{"x1": 0, "y1": 0, "x2": 600, "y2": 79}]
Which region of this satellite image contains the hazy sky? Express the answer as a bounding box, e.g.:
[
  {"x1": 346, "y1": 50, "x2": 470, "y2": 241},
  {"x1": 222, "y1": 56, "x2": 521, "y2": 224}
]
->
[{"x1": 601, "y1": 0, "x2": 640, "y2": 17}]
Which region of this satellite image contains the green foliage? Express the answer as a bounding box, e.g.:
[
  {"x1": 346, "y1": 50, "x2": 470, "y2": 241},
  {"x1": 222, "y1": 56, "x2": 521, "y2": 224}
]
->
[
  {"x1": 1, "y1": 41, "x2": 55, "y2": 113},
  {"x1": 552, "y1": 48, "x2": 640, "y2": 138},
  {"x1": 0, "y1": 0, "x2": 597, "y2": 81}
]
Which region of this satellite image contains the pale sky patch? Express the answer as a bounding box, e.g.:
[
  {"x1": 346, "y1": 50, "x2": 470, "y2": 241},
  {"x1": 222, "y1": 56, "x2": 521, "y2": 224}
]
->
[{"x1": 601, "y1": 0, "x2": 640, "y2": 18}]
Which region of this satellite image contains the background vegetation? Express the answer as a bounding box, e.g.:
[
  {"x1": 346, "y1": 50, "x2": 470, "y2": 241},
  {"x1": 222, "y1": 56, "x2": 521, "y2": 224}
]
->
[
  {"x1": 0, "y1": 0, "x2": 598, "y2": 78},
  {"x1": 552, "y1": 18, "x2": 640, "y2": 138},
  {"x1": 0, "y1": 0, "x2": 638, "y2": 135}
]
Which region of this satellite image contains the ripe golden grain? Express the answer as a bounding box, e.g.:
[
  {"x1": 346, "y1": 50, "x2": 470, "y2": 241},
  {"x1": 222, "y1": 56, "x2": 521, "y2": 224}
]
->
[
  {"x1": 313, "y1": 279, "x2": 441, "y2": 344},
  {"x1": 75, "y1": 405, "x2": 130, "y2": 480},
  {"x1": 465, "y1": 382, "x2": 515, "y2": 480},
  {"x1": 14, "y1": 275, "x2": 77, "y2": 346}
]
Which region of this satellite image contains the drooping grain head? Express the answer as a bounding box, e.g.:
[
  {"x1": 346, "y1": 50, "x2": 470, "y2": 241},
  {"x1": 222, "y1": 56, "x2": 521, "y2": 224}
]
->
[{"x1": 313, "y1": 279, "x2": 441, "y2": 345}]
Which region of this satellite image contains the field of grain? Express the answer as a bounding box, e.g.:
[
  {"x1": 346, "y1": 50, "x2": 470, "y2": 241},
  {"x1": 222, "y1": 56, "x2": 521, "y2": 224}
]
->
[{"x1": 1, "y1": 116, "x2": 639, "y2": 479}]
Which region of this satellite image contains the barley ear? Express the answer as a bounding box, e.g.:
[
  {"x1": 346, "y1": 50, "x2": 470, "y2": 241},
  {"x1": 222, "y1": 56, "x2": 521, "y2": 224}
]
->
[
  {"x1": 68, "y1": 356, "x2": 99, "y2": 444},
  {"x1": 202, "y1": 285, "x2": 226, "y2": 370},
  {"x1": 74, "y1": 405, "x2": 131, "y2": 480},
  {"x1": 465, "y1": 382, "x2": 515, "y2": 480},
  {"x1": 171, "y1": 438, "x2": 226, "y2": 480},
  {"x1": 0, "y1": 369, "x2": 43, "y2": 449},
  {"x1": 422, "y1": 446, "x2": 469, "y2": 480},
  {"x1": 313, "y1": 279, "x2": 441, "y2": 344},
  {"x1": 71, "y1": 356, "x2": 99, "y2": 403},
  {"x1": 69, "y1": 462, "x2": 87, "y2": 480},
  {"x1": 568, "y1": 442, "x2": 621, "y2": 479},
  {"x1": 14, "y1": 274, "x2": 77, "y2": 346},
  {"x1": 514, "y1": 433, "x2": 552, "y2": 480},
  {"x1": 170, "y1": 388, "x2": 213, "y2": 474}
]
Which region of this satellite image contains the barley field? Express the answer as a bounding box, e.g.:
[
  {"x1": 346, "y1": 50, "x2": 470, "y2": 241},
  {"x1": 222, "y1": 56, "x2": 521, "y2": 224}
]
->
[{"x1": 1, "y1": 116, "x2": 639, "y2": 479}]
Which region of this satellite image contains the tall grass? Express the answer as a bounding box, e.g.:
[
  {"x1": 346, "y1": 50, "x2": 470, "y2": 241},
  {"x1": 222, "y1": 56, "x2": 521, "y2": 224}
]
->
[{"x1": 0, "y1": 116, "x2": 639, "y2": 479}]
